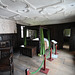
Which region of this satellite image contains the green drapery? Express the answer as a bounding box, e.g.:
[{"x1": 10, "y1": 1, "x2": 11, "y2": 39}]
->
[
  {"x1": 24, "y1": 28, "x2": 27, "y2": 46},
  {"x1": 47, "y1": 30, "x2": 51, "y2": 50},
  {"x1": 40, "y1": 28, "x2": 45, "y2": 55}
]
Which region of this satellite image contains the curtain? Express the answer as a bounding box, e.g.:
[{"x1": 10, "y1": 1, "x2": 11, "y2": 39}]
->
[{"x1": 40, "y1": 28, "x2": 45, "y2": 55}]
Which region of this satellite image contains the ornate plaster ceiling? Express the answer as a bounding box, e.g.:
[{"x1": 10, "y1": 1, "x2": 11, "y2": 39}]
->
[{"x1": 0, "y1": 0, "x2": 75, "y2": 25}]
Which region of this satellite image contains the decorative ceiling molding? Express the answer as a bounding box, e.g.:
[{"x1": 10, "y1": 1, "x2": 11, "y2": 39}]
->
[
  {"x1": 23, "y1": 0, "x2": 63, "y2": 9},
  {"x1": 38, "y1": 8, "x2": 44, "y2": 13},
  {"x1": 16, "y1": 20, "x2": 30, "y2": 25},
  {"x1": 39, "y1": 7, "x2": 64, "y2": 16},
  {"x1": 36, "y1": 0, "x2": 63, "y2": 9},
  {"x1": 48, "y1": 8, "x2": 64, "y2": 15},
  {"x1": 0, "y1": 0, "x2": 75, "y2": 25},
  {"x1": 0, "y1": 7, "x2": 17, "y2": 18},
  {"x1": 8, "y1": 14, "x2": 18, "y2": 19},
  {"x1": 0, "y1": 0, "x2": 7, "y2": 8},
  {"x1": 0, "y1": 15, "x2": 5, "y2": 19},
  {"x1": 2, "y1": 0, "x2": 29, "y2": 12},
  {"x1": 0, "y1": 7, "x2": 29, "y2": 18},
  {"x1": 16, "y1": 8, "x2": 29, "y2": 13}
]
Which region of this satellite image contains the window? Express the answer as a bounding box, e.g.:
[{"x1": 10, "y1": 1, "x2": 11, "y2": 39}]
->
[
  {"x1": 63, "y1": 29, "x2": 71, "y2": 37},
  {"x1": 21, "y1": 26, "x2": 25, "y2": 38},
  {"x1": 26, "y1": 29, "x2": 29, "y2": 37},
  {"x1": 0, "y1": 36, "x2": 2, "y2": 41}
]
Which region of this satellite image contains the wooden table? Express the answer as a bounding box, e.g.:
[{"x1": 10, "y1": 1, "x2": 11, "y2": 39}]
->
[{"x1": 20, "y1": 45, "x2": 36, "y2": 57}]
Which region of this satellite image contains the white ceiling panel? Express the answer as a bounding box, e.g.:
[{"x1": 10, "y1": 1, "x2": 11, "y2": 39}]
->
[
  {"x1": 2, "y1": 0, "x2": 28, "y2": 12},
  {"x1": 21, "y1": 8, "x2": 41, "y2": 18},
  {"x1": 40, "y1": 6, "x2": 64, "y2": 15},
  {"x1": 0, "y1": 0, "x2": 75, "y2": 25},
  {"x1": 25, "y1": 0, "x2": 62, "y2": 9},
  {"x1": 0, "y1": 8, "x2": 17, "y2": 18}
]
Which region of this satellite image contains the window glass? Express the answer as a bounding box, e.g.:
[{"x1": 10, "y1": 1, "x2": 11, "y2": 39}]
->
[
  {"x1": 63, "y1": 29, "x2": 71, "y2": 37},
  {"x1": 21, "y1": 26, "x2": 25, "y2": 38}
]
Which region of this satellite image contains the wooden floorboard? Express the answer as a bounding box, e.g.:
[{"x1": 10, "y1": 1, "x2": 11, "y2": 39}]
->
[{"x1": 0, "y1": 49, "x2": 75, "y2": 75}]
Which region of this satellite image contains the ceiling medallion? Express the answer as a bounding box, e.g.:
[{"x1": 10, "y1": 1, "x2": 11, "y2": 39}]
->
[{"x1": 16, "y1": 8, "x2": 29, "y2": 13}]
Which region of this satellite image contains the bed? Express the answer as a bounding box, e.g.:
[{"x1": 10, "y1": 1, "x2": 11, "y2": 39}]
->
[
  {"x1": 33, "y1": 38, "x2": 49, "y2": 50},
  {"x1": 24, "y1": 26, "x2": 50, "y2": 55}
]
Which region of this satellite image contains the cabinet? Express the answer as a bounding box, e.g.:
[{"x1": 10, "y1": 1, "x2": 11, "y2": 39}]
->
[{"x1": 20, "y1": 45, "x2": 36, "y2": 57}]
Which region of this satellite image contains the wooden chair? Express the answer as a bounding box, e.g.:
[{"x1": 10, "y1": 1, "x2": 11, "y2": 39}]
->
[{"x1": 0, "y1": 45, "x2": 14, "y2": 75}]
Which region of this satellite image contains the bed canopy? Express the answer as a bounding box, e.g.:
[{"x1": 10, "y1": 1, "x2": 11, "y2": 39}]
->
[{"x1": 23, "y1": 26, "x2": 51, "y2": 55}]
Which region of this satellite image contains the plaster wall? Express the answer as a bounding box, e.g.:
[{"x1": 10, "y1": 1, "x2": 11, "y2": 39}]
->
[{"x1": 0, "y1": 18, "x2": 17, "y2": 34}]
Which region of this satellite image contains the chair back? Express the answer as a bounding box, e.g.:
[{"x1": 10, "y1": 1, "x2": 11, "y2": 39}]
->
[
  {"x1": 0, "y1": 47, "x2": 11, "y2": 65},
  {"x1": 0, "y1": 40, "x2": 11, "y2": 65}
]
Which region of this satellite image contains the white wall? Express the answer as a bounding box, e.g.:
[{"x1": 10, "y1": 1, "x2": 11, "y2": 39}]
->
[{"x1": 0, "y1": 18, "x2": 17, "y2": 34}]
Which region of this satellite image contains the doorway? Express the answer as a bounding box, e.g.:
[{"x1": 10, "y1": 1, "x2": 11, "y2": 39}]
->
[{"x1": 63, "y1": 29, "x2": 71, "y2": 50}]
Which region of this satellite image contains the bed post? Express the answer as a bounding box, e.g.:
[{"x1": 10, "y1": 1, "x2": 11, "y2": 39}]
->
[
  {"x1": 24, "y1": 27, "x2": 27, "y2": 46},
  {"x1": 38, "y1": 26, "x2": 45, "y2": 55},
  {"x1": 38, "y1": 26, "x2": 41, "y2": 54}
]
